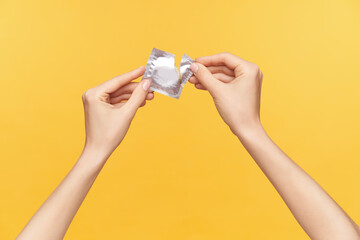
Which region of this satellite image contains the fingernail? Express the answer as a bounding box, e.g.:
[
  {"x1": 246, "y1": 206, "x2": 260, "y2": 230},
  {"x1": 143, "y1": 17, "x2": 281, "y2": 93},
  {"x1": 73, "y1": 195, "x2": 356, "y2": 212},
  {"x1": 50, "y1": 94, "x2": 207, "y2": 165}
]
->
[
  {"x1": 190, "y1": 63, "x2": 198, "y2": 73},
  {"x1": 142, "y1": 79, "x2": 151, "y2": 91}
]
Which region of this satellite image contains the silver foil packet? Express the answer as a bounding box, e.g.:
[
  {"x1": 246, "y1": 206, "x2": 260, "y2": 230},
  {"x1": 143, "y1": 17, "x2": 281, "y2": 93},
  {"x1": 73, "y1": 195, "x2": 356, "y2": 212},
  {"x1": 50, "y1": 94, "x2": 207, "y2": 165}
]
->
[{"x1": 142, "y1": 48, "x2": 194, "y2": 99}]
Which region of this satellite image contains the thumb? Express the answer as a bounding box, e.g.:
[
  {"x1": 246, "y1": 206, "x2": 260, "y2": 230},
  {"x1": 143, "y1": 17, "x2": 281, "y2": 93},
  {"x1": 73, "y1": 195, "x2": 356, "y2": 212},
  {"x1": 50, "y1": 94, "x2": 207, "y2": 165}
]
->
[
  {"x1": 124, "y1": 79, "x2": 151, "y2": 115},
  {"x1": 190, "y1": 63, "x2": 220, "y2": 94}
]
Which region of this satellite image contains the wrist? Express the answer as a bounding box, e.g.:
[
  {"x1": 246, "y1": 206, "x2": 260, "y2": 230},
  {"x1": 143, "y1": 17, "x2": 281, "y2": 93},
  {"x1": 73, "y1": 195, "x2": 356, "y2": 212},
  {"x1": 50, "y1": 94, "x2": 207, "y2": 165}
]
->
[
  {"x1": 78, "y1": 144, "x2": 110, "y2": 168},
  {"x1": 232, "y1": 120, "x2": 267, "y2": 142}
]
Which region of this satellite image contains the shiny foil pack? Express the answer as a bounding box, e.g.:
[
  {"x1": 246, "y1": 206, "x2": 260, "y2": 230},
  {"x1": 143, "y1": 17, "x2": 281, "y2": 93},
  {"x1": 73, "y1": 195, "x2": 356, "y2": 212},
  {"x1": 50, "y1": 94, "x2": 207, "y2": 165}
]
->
[{"x1": 142, "y1": 48, "x2": 194, "y2": 99}]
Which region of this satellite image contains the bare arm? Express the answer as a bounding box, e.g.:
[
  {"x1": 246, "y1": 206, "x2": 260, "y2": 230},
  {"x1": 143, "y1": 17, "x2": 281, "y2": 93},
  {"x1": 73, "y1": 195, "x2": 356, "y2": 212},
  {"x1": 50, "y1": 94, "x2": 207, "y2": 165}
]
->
[
  {"x1": 17, "y1": 149, "x2": 106, "y2": 240},
  {"x1": 17, "y1": 66, "x2": 153, "y2": 240},
  {"x1": 238, "y1": 125, "x2": 360, "y2": 239},
  {"x1": 189, "y1": 53, "x2": 360, "y2": 240}
]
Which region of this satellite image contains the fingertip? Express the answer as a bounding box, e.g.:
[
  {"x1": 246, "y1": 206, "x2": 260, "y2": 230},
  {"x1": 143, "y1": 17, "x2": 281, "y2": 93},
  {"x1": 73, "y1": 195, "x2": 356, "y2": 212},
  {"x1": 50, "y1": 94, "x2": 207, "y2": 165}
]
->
[
  {"x1": 146, "y1": 92, "x2": 154, "y2": 100},
  {"x1": 132, "y1": 65, "x2": 146, "y2": 75},
  {"x1": 195, "y1": 83, "x2": 206, "y2": 90},
  {"x1": 135, "y1": 66, "x2": 146, "y2": 77},
  {"x1": 188, "y1": 76, "x2": 198, "y2": 84},
  {"x1": 190, "y1": 62, "x2": 198, "y2": 73},
  {"x1": 137, "y1": 65, "x2": 145, "y2": 72},
  {"x1": 141, "y1": 79, "x2": 151, "y2": 91}
]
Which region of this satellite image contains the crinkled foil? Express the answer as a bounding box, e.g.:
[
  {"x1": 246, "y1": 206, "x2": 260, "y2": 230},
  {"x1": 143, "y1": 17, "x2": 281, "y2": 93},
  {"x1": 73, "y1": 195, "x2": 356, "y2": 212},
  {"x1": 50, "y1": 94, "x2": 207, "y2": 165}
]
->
[{"x1": 142, "y1": 48, "x2": 194, "y2": 99}]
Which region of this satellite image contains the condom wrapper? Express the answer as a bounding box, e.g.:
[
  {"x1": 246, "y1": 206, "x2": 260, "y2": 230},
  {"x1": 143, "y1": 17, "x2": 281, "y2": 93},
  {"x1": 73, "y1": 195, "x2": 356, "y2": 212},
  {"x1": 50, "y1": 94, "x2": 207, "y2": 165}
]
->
[{"x1": 142, "y1": 48, "x2": 194, "y2": 99}]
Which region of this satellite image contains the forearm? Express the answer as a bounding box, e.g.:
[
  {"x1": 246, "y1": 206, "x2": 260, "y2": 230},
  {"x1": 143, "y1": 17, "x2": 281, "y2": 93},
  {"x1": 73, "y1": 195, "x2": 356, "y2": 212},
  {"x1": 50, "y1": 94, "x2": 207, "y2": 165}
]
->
[
  {"x1": 17, "y1": 147, "x2": 108, "y2": 240},
  {"x1": 236, "y1": 125, "x2": 359, "y2": 240}
]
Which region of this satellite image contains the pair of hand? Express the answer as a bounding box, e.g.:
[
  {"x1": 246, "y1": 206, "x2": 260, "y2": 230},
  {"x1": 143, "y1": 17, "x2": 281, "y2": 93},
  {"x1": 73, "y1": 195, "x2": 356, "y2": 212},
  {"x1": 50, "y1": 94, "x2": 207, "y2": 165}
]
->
[
  {"x1": 21, "y1": 52, "x2": 360, "y2": 240},
  {"x1": 83, "y1": 53, "x2": 263, "y2": 159}
]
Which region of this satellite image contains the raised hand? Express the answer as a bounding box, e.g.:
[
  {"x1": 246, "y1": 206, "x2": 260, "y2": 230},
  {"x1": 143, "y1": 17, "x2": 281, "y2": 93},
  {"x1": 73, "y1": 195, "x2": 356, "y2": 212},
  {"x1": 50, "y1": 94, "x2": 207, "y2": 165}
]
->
[{"x1": 189, "y1": 53, "x2": 263, "y2": 136}]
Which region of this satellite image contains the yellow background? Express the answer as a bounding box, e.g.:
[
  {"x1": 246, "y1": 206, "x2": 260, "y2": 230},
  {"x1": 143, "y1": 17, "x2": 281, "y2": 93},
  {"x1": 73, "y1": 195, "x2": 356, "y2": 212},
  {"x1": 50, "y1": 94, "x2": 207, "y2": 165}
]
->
[{"x1": 1, "y1": 0, "x2": 360, "y2": 239}]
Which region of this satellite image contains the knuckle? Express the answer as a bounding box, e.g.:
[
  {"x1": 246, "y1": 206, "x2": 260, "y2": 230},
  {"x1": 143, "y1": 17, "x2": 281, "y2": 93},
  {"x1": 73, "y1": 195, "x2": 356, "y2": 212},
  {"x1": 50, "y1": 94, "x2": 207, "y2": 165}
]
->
[
  {"x1": 82, "y1": 89, "x2": 95, "y2": 102},
  {"x1": 82, "y1": 91, "x2": 88, "y2": 102},
  {"x1": 247, "y1": 63, "x2": 261, "y2": 77},
  {"x1": 220, "y1": 52, "x2": 232, "y2": 59},
  {"x1": 251, "y1": 63, "x2": 260, "y2": 71}
]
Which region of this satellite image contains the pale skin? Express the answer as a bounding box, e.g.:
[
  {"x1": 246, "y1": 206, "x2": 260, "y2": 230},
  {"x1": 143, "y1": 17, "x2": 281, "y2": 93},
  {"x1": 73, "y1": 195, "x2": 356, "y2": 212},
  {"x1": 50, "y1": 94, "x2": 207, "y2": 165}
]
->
[
  {"x1": 17, "y1": 53, "x2": 360, "y2": 240},
  {"x1": 189, "y1": 53, "x2": 360, "y2": 240},
  {"x1": 17, "y1": 66, "x2": 154, "y2": 240}
]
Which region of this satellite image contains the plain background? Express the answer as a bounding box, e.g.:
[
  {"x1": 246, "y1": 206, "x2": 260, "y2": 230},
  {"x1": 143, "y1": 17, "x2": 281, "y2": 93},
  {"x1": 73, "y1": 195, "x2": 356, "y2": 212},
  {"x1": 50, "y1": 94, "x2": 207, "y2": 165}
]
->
[{"x1": 1, "y1": 0, "x2": 360, "y2": 239}]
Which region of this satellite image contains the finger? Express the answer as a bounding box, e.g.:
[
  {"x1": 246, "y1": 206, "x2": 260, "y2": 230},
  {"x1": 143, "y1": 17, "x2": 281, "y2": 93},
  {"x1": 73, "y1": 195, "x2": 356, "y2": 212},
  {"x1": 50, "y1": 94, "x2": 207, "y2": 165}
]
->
[
  {"x1": 114, "y1": 99, "x2": 150, "y2": 108},
  {"x1": 146, "y1": 92, "x2": 155, "y2": 100},
  {"x1": 139, "y1": 100, "x2": 146, "y2": 107},
  {"x1": 100, "y1": 66, "x2": 145, "y2": 93},
  {"x1": 113, "y1": 102, "x2": 126, "y2": 108},
  {"x1": 123, "y1": 79, "x2": 151, "y2": 115},
  {"x1": 207, "y1": 65, "x2": 235, "y2": 76},
  {"x1": 190, "y1": 63, "x2": 220, "y2": 94},
  {"x1": 189, "y1": 71, "x2": 233, "y2": 84},
  {"x1": 196, "y1": 52, "x2": 245, "y2": 70},
  {"x1": 212, "y1": 73, "x2": 234, "y2": 82},
  {"x1": 110, "y1": 93, "x2": 132, "y2": 104},
  {"x1": 188, "y1": 76, "x2": 200, "y2": 84},
  {"x1": 110, "y1": 92, "x2": 154, "y2": 104},
  {"x1": 195, "y1": 83, "x2": 207, "y2": 90},
  {"x1": 110, "y1": 82, "x2": 138, "y2": 98}
]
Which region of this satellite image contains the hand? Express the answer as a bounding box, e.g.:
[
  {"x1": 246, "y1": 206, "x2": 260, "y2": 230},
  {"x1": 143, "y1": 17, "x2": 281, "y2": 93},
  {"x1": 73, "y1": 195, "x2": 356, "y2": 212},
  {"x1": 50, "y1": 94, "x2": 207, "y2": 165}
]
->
[
  {"x1": 82, "y1": 66, "x2": 153, "y2": 158},
  {"x1": 189, "y1": 53, "x2": 263, "y2": 136}
]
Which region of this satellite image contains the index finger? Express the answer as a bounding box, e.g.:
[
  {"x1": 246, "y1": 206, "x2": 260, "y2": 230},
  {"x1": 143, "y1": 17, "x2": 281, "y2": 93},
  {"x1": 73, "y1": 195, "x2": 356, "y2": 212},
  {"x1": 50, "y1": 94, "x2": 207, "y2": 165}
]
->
[
  {"x1": 195, "y1": 52, "x2": 246, "y2": 70},
  {"x1": 99, "y1": 66, "x2": 146, "y2": 93}
]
